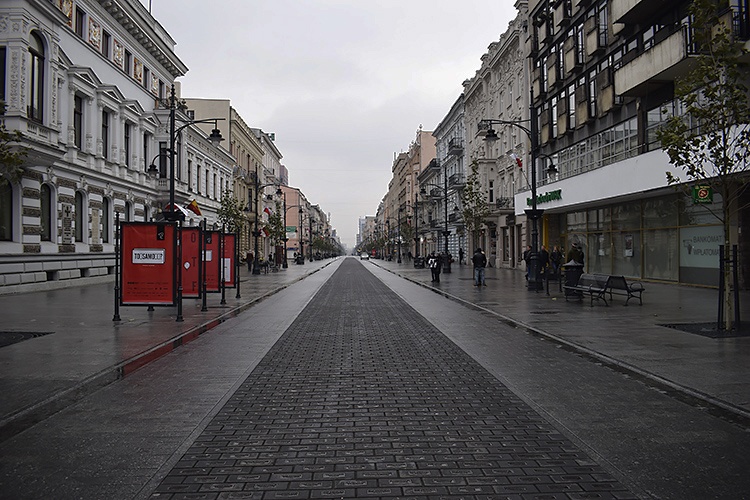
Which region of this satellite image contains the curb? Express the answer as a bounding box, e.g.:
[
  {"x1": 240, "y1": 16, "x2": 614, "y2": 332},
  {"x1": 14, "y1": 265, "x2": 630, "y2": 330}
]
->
[
  {"x1": 0, "y1": 264, "x2": 329, "y2": 444},
  {"x1": 373, "y1": 262, "x2": 750, "y2": 428}
]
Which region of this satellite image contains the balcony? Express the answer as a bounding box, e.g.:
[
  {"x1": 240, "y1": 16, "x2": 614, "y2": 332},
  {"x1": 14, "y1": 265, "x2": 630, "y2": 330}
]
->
[
  {"x1": 611, "y1": 0, "x2": 681, "y2": 26},
  {"x1": 614, "y1": 26, "x2": 696, "y2": 97},
  {"x1": 495, "y1": 197, "x2": 513, "y2": 210},
  {"x1": 448, "y1": 138, "x2": 463, "y2": 156},
  {"x1": 448, "y1": 173, "x2": 465, "y2": 188}
]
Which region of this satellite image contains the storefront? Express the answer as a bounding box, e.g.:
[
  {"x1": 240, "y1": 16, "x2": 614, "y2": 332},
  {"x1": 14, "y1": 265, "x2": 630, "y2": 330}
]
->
[{"x1": 548, "y1": 192, "x2": 726, "y2": 286}]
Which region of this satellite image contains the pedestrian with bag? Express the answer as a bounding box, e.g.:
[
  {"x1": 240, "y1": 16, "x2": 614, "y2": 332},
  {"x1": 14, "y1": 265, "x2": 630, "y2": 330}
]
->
[
  {"x1": 472, "y1": 247, "x2": 487, "y2": 286},
  {"x1": 428, "y1": 251, "x2": 442, "y2": 283}
]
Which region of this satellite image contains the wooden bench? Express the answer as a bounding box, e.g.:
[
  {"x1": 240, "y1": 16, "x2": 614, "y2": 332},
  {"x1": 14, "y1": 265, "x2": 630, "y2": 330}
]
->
[
  {"x1": 564, "y1": 273, "x2": 610, "y2": 306},
  {"x1": 605, "y1": 275, "x2": 645, "y2": 305}
]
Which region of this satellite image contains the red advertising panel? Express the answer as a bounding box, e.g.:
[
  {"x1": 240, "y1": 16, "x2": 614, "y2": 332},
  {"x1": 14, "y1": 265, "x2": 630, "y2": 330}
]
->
[
  {"x1": 203, "y1": 230, "x2": 221, "y2": 293},
  {"x1": 181, "y1": 227, "x2": 202, "y2": 298},
  {"x1": 222, "y1": 233, "x2": 236, "y2": 288},
  {"x1": 120, "y1": 222, "x2": 176, "y2": 305}
]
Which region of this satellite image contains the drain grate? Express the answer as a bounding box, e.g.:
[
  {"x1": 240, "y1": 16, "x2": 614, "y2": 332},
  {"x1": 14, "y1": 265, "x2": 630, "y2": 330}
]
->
[
  {"x1": 0, "y1": 331, "x2": 54, "y2": 348},
  {"x1": 530, "y1": 311, "x2": 561, "y2": 315},
  {"x1": 658, "y1": 323, "x2": 748, "y2": 339}
]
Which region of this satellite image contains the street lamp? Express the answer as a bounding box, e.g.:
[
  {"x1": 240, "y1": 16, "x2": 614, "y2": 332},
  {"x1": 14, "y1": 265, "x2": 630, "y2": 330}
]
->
[
  {"x1": 479, "y1": 117, "x2": 545, "y2": 291},
  {"x1": 250, "y1": 165, "x2": 281, "y2": 275},
  {"x1": 282, "y1": 199, "x2": 304, "y2": 268},
  {"x1": 397, "y1": 207, "x2": 403, "y2": 264},
  {"x1": 419, "y1": 159, "x2": 453, "y2": 273},
  {"x1": 151, "y1": 84, "x2": 224, "y2": 222}
]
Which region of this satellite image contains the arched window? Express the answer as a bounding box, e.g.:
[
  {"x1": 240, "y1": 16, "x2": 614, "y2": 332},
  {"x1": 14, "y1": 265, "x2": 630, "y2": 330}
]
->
[
  {"x1": 102, "y1": 198, "x2": 110, "y2": 243},
  {"x1": 28, "y1": 31, "x2": 45, "y2": 122},
  {"x1": 41, "y1": 184, "x2": 52, "y2": 241},
  {"x1": 0, "y1": 183, "x2": 12, "y2": 241},
  {"x1": 75, "y1": 191, "x2": 85, "y2": 243}
]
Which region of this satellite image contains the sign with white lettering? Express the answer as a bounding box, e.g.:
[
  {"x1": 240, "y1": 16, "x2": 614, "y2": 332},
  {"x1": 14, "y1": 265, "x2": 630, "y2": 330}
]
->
[
  {"x1": 679, "y1": 225, "x2": 722, "y2": 269},
  {"x1": 120, "y1": 222, "x2": 176, "y2": 305}
]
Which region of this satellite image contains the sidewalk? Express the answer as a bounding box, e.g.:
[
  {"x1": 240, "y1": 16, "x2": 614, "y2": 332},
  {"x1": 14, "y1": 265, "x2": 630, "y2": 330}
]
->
[
  {"x1": 0, "y1": 258, "x2": 334, "y2": 442},
  {"x1": 371, "y1": 257, "x2": 750, "y2": 421}
]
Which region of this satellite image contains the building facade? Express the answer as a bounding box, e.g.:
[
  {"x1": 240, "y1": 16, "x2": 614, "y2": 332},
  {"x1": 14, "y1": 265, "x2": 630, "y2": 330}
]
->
[
  {"x1": 0, "y1": 0, "x2": 191, "y2": 288},
  {"x1": 523, "y1": 0, "x2": 750, "y2": 286}
]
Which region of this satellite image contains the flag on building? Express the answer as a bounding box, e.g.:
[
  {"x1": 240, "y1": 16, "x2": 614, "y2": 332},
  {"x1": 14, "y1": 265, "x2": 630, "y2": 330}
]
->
[
  {"x1": 263, "y1": 206, "x2": 273, "y2": 216},
  {"x1": 186, "y1": 199, "x2": 201, "y2": 216},
  {"x1": 261, "y1": 227, "x2": 270, "y2": 237},
  {"x1": 509, "y1": 153, "x2": 523, "y2": 169}
]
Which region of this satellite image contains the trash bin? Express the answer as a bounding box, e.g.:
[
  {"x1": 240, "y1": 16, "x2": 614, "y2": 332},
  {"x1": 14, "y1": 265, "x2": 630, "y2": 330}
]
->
[
  {"x1": 414, "y1": 256, "x2": 425, "y2": 269},
  {"x1": 563, "y1": 260, "x2": 584, "y2": 297}
]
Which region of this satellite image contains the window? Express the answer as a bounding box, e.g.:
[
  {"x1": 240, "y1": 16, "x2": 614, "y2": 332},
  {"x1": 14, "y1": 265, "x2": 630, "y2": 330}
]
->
[
  {"x1": 124, "y1": 50, "x2": 132, "y2": 76},
  {"x1": 74, "y1": 191, "x2": 85, "y2": 243},
  {"x1": 143, "y1": 67, "x2": 150, "y2": 90},
  {"x1": 196, "y1": 165, "x2": 201, "y2": 195},
  {"x1": 73, "y1": 95, "x2": 83, "y2": 149},
  {"x1": 101, "y1": 110, "x2": 109, "y2": 159},
  {"x1": 75, "y1": 7, "x2": 86, "y2": 38},
  {"x1": 123, "y1": 123, "x2": 131, "y2": 167},
  {"x1": 159, "y1": 142, "x2": 167, "y2": 178},
  {"x1": 187, "y1": 159, "x2": 193, "y2": 191},
  {"x1": 41, "y1": 184, "x2": 52, "y2": 241},
  {"x1": 143, "y1": 132, "x2": 151, "y2": 172},
  {"x1": 213, "y1": 172, "x2": 217, "y2": 199},
  {"x1": 102, "y1": 31, "x2": 111, "y2": 58},
  {"x1": 28, "y1": 32, "x2": 45, "y2": 122},
  {"x1": 102, "y1": 198, "x2": 110, "y2": 243},
  {"x1": 0, "y1": 47, "x2": 6, "y2": 102},
  {"x1": 0, "y1": 182, "x2": 12, "y2": 241}
]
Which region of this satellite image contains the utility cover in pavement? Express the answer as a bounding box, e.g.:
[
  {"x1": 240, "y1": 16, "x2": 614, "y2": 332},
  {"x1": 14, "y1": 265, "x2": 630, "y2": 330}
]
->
[{"x1": 0, "y1": 331, "x2": 54, "y2": 348}]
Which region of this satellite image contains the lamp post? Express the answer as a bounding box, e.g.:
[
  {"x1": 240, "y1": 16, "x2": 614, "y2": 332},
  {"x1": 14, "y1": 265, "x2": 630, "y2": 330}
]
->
[
  {"x1": 479, "y1": 116, "x2": 543, "y2": 291},
  {"x1": 148, "y1": 84, "x2": 224, "y2": 322},
  {"x1": 151, "y1": 84, "x2": 224, "y2": 221},
  {"x1": 282, "y1": 202, "x2": 304, "y2": 267},
  {"x1": 397, "y1": 207, "x2": 403, "y2": 264},
  {"x1": 250, "y1": 165, "x2": 280, "y2": 275},
  {"x1": 413, "y1": 193, "x2": 420, "y2": 259},
  {"x1": 419, "y1": 160, "x2": 452, "y2": 273}
]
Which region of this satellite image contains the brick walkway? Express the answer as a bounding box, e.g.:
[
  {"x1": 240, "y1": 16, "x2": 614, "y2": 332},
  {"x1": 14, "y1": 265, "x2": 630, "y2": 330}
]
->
[{"x1": 151, "y1": 259, "x2": 635, "y2": 499}]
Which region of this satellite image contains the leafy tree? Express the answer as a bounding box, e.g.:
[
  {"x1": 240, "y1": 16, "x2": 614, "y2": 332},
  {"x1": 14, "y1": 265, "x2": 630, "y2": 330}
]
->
[
  {"x1": 459, "y1": 160, "x2": 490, "y2": 250},
  {"x1": 656, "y1": 0, "x2": 750, "y2": 330},
  {"x1": 0, "y1": 101, "x2": 27, "y2": 187},
  {"x1": 264, "y1": 200, "x2": 286, "y2": 247},
  {"x1": 216, "y1": 191, "x2": 245, "y2": 233}
]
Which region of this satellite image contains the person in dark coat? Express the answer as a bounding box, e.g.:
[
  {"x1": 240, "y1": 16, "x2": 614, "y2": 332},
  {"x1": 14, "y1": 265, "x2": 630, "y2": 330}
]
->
[
  {"x1": 428, "y1": 252, "x2": 442, "y2": 283},
  {"x1": 472, "y1": 248, "x2": 487, "y2": 286}
]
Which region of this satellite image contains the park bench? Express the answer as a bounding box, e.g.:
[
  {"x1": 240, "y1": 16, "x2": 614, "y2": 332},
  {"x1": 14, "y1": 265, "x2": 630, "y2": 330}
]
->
[
  {"x1": 564, "y1": 273, "x2": 645, "y2": 306},
  {"x1": 605, "y1": 275, "x2": 645, "y2": 305},
  {"x1": 564, "y1": 273, "x2": 610, "y2": 306}
]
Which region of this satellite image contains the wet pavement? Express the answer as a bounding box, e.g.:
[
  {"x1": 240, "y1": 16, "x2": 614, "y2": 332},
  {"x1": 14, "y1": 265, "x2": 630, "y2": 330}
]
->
[{"x1": 0, "y1": 256, "x2": 748, "y2": 499}]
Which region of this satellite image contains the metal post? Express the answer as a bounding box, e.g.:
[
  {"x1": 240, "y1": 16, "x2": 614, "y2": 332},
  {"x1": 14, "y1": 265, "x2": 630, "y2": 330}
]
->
[
  {"x1": 201, "y1": 219, "x2": 208, "y2": 312},
  {"x1": 397, "y1": 209, "x2": 402, "y2": 264},
  {"x1": 443, "y1": 163, "x2": 451, "y2": 273},
  {"x1": 168, "y1": 84, "x2": 176, "y2": 222},
  {"x1": 252, "y1": 166, "x2": 261, "y2": 275},
  {"x1": 220, "y1": 224, "x2": 226, "y2": 305},
  {"x1": 112, "y1": 212, "x2": 121, "y2": 321},
  {"x1": 414, "y1": 194, "x2": 419, "y2": 258},
  {"x1": 235, "y1": 228, "x2": 241, "y2": 299},
  {"x1": 176, "y1": 219, "x2": 183, "y2": 322},
  {"x1": 282, "y1": 192, "x2": 289, "y2": 268}
]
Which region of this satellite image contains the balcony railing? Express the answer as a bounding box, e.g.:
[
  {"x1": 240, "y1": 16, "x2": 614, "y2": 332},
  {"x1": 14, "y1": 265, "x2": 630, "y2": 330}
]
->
[
  {"x1": 448, "y1": 173, "x2": 465, "y2": 188},
  {"x1": 448, "y1": 138, "x2": 463, "y2": 156}
]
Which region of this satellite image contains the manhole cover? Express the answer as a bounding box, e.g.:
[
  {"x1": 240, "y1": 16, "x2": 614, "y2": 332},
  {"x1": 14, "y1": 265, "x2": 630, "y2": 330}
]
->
[
  {"x1": 0, "y1": 331, "x2": 54, "y2": 348},
  {"x1": 530, "y1": 311, "x2": 560, "y2": 315}
]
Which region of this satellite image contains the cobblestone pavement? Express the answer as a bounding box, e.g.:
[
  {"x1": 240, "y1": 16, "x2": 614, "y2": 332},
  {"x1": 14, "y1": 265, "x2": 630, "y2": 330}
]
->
[{"x1": 151, "y1": 259, "x2": 635, "y2": 499}]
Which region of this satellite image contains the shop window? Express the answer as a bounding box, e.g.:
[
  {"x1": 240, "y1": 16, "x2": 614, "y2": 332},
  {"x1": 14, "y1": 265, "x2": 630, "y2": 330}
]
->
[
  {"x1": 680, "y1": 192, "x2": 723, "y2": 226},
  {"x1": 612, "y1": 202, "x2": 641, "y2": 231},
  {"x1": 41, "y1": 184, "x2": 52, "y2": 241},
  {"x1": 102, "y1": 198, "x2": 110, "y2": 243},
  {"x1": 643, "y1": 195, "x2": 679, "y2": 228},
  {"x1": 644, "y1": 229, "x2": 678, "y2": 281},
  {"x1": 74, "y1": 191, "x2": 85, "y2": 243},
  {"x1": 0, "y1": 182, "x2": 12, "y2": 241},
  {"x1": 588, "y1": 232, "x2": 612, "y2": 275},
  {"x1": 565, "y1": 211, "x2": 586, "y2": 232},
  {"x1": 587, "y1": 207, "x2": 610, "y2": 231},
  {"x1": 613, "y1": 232, "x2": 641, "y2": 278}
]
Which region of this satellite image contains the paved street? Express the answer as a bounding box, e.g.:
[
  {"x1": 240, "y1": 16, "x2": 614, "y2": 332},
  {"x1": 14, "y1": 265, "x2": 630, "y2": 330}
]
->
[{"x1": 0, "y1": 257, "x2": 749, "y2": 499}]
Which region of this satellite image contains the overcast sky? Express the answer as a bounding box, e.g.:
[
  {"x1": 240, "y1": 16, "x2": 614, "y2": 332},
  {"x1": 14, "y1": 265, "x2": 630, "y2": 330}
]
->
[{"x1": 144, "y1": 1, "x2": 516, "y2": 249}]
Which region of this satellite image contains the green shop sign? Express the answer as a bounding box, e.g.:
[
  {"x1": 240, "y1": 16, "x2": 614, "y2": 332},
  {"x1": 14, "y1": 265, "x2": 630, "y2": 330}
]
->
[
  {"x1": 527, "y1": 189, "x2": 562, "y2": 207},
  {"x1": 692, "y1": 185, "x2": 713, "y2": 204}
]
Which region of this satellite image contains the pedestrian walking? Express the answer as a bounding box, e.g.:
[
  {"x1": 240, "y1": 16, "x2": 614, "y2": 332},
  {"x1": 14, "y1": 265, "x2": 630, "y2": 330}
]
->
[
  {"x1": 458, "y1": 248, "x2": 464, "y2": 265},
  {"x1": 550, "y1": 245, "x2": 562, "y2": 276},
  {"x1": 522, "y1": 245, "x2": 532, "y2": 280},
  {"x1": 246, "y1": 251, "x2": 253, "y2": 272},
  {"x1": 540, "y1": 245, "x2": 550, "y2": 275},
  {"x1": 428, "y1": 252, "x2": 442, "y2": 283},
  {"x1": 472, "y1": 247, "x2": 487, "y2": 286}
]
